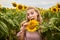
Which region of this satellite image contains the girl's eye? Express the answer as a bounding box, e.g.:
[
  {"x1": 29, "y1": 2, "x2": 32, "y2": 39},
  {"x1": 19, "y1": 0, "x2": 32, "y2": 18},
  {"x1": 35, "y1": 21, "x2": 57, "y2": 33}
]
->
[
  {"x1": 27, "y1": 13, "x2": 29, "y2": 16},
  {"x1": 31, "y1": 12, "x2": 34, "y2": 15}
]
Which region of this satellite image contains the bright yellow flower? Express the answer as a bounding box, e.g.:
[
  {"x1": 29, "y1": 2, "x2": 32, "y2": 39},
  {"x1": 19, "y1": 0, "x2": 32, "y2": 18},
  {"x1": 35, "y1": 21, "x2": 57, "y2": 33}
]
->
[
  {"x1": 26, "y1": 20, "x2": 39, "y2": 32},
  {"x1": 16, "y1": 4, "x2": 24, "y2": 11},
  {"x1": 51, "y1": 7, "x2": 58, "y2": 12}
]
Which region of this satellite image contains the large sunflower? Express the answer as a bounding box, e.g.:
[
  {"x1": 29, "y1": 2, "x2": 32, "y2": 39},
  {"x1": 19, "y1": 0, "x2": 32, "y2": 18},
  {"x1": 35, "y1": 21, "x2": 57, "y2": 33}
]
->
[{"x1": 26, "y1": 20, "x2": 39, "y2": 32}]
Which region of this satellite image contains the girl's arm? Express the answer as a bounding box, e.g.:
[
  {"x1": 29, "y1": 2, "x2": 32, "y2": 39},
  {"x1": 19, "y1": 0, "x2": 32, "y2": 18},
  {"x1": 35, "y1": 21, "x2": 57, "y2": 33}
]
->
[
  {"x1": 16, "y1": 26, "x2": 25, "y2": 37},
  {"x1": 16, "y1": 20, "x2": 27, "y2": 36},
  {"x1": 16, "y1": 20, "x2": 28, "y2": 40},
  {"x1": 16, "y1": 26, "x2": 25, "y2": 40}
]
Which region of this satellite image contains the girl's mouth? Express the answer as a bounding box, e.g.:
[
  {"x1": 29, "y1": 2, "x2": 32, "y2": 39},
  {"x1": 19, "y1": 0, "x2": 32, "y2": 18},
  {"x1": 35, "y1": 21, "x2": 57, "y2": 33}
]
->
[{"x1": 31, "y1": 18, "x2": 34, "y2": 20}]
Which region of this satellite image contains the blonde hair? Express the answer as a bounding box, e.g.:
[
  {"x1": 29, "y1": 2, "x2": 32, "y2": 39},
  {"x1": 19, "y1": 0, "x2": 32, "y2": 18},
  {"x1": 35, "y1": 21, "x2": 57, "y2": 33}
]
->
[{"x1": 26, "y1": 7, "x2": 43, "y2": 24}]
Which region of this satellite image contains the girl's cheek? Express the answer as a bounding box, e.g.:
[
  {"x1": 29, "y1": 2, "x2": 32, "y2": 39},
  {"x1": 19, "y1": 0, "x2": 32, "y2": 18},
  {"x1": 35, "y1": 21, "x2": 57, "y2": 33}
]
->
[
  {"x1": 27, "y1": 17, "x2": 29, "y2": 19},
  {"x1": 27, "y1": 16, "x2": 30, "y2": 20}
]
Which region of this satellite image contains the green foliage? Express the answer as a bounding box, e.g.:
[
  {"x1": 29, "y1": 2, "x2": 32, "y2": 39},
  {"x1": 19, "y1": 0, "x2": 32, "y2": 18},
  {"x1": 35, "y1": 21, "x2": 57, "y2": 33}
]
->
[
  {"x1": 41, "y1": 11, "x2": 60, "y2": 40},
  {"x1": 0, "y1": 7, "x2": 60, "y2": 40},
  {"x1": 0, "y1": 7, "x2": 26, "y2": 40}
]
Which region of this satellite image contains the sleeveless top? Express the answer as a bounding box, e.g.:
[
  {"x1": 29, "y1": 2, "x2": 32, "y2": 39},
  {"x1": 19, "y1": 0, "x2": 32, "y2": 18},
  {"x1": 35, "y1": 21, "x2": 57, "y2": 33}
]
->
[{"x1": 25, "y1": 31, "x2": 42, "y2": 40}]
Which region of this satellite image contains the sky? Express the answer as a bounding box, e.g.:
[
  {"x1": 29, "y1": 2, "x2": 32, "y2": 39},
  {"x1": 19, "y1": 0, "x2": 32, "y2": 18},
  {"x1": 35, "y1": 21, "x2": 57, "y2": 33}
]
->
[{"x1": 0, "y1": 0, "x2": 60, "y2": 9}]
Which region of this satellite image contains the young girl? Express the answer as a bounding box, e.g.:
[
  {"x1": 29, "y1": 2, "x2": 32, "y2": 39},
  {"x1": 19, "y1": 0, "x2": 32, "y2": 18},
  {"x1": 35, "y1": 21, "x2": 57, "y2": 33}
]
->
[{"x1": 17, "y1": 7, "x2": 43, "y2": 40}]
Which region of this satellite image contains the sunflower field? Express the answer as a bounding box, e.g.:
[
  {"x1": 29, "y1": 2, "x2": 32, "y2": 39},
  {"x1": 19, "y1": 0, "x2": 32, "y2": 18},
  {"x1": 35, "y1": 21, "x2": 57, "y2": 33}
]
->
[{"x1": 0, "y1": 3, "x2": 60, "y2": 40}]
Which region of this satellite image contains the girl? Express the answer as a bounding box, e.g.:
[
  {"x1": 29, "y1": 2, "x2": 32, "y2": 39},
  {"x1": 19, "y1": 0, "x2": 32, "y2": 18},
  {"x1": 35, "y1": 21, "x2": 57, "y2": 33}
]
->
[{"x1": 17, "y1": 7, "x2": 43, "y2": 40}]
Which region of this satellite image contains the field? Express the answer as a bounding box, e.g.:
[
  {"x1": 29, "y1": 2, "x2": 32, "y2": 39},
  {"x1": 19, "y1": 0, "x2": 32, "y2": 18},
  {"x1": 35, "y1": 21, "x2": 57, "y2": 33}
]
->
[{"x1": 0, "y1": 3, "x2": 60, "y2": 40}]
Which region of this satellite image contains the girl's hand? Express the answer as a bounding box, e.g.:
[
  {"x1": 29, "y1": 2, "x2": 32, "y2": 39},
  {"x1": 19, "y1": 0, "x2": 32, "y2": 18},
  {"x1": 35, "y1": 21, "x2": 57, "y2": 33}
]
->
[
  {"x1": 17, "y1": 21, "x2": 28, "y2": 40},
  {"x1": 20, "y1": 22, "x2": 28, "y2": 32},
  {"x1": 22, "y1": 22, "x2": 28, "y2": 27}
]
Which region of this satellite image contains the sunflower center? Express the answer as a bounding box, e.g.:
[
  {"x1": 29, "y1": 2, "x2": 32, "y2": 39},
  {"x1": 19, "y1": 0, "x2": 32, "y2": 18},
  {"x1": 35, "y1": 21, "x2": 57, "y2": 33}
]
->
[
  {"x1": 29, "y1": 26, "x2": 35, "y2": 29},
  {"x1": 57, "y1": 5, "x2": 60, "y2": 8},
  {"x1": 18, "y1": 5, "x2": 23, "y2": 9},
  {"x1": 12, "y1": 3, "x2": 17, "y2": 7},
  {"x1": 13, "y1": 3, "x2": 16, "y2": 7},
  {"x1": 53, "y1": 8, "x2": 56, "y2": 11},
  {"x1": 24, "y1": 6, "x2": 27, "y2": 9}
]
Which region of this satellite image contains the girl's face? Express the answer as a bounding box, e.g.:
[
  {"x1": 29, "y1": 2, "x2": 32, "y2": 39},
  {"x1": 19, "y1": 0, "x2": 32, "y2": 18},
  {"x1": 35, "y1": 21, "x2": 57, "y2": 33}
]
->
[{"x1": 27, "y1": 9, "x2": 38, "y2": 21}]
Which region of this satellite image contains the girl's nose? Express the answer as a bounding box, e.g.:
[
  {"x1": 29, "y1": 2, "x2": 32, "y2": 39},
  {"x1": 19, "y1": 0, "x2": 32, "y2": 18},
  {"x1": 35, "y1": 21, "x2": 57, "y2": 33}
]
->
[{"x1": 29, "y1": 15, "x2": 32, "y2": 18}]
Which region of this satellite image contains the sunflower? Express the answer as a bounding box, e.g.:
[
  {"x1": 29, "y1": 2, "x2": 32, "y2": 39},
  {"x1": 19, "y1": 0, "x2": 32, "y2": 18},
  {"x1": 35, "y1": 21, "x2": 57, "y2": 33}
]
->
[
  {"x1": 56, "y1": 3, "x2": 60, "y2": 11},
  {"x1": 23, "y1": 5, "x2": 27, "y2": 10},
  {"x1": 58, "y1": 8, "x2": 60, "y2": 11},
  {"x1": 56, "y1": 3, "x2": 60, "y2": 8},
  {"x1": 16, "y1": 4, "x2": 24, "y2": 11},
  {"x1": 26, "y1": 20, "x2": 39, "y2": 32},
  {"x1": 12, "y1": 2, "x2": 17, "y2": 7},
  {"x1": 51, "y1": 7, "x2": 58, "y2": 12}
]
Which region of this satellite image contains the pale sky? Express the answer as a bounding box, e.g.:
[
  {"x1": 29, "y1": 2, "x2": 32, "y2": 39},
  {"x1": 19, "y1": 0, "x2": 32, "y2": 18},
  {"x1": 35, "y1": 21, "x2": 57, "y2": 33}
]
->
[{"x1": 0, "y1": 0, "x2": 60, "y2": 9}]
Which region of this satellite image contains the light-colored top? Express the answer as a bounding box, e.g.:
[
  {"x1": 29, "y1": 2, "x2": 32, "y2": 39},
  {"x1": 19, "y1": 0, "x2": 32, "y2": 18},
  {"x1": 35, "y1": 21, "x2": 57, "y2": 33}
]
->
[{"x1": 25, "y1": 31, "x2": 42, "y2": 40}]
